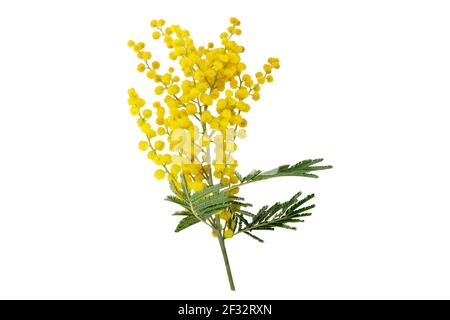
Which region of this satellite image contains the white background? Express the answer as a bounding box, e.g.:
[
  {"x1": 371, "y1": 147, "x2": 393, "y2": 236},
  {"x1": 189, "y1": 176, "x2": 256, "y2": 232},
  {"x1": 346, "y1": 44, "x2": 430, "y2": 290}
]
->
[{"x1": 1, "y1": 0, "x2": 449, "y2": 300}]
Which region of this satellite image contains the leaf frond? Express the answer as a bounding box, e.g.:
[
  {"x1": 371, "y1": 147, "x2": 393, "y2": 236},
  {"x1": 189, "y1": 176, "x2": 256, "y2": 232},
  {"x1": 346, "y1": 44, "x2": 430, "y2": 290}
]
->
[
  {"x1": 167, "y1": 179, "x2": 251, "y2": 232},
  {"x1": 237, "y1": 192, "x2": 316, "y2": 239},
  {"x1": 240, "y1": 159, "x2": 332, "y2": 183}
]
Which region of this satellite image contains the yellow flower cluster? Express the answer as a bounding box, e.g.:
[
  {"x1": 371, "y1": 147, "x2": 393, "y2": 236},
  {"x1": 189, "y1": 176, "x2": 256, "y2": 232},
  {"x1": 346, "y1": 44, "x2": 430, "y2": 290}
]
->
[{"x1": 127, "y1": 18, "x2": 279, "y2": 237}]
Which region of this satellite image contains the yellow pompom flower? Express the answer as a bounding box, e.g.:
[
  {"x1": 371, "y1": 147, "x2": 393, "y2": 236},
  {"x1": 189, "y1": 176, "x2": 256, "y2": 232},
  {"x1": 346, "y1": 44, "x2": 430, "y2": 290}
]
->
[
  {"x1": 200, "y1": 94, "x2": 213, "y2": 106},
  {"x1": 237, "y1": 102, "x2": 250, "y2": 112},
  {"x1": 147, "y1": 150, "x2": 156, "y2": 160},
  {"x1": 146, "y1": 69, "x2": 156, "y2": 79},
  {"x1": 263, "y1": 64, "x2": 272, "y2": 73},
  {"x1": 137, "y1": 63, "x2": 146, "y2": 72},
  {"x1": 155, "y1": 117, "x2": 164, "y2": 126},
  {"x1": 268, "y1": 57, "x2": 280, "y2": 69},
  {"x1": 136, "y1": 42, "x2": 145, "y2": 51},
  {"x1": 151, "y1": 61, "x2": 160, "y2": 69},
  {"x1": 161, "y1": 154, "x2": 172, "y2": 164},
  {"x1": 154, "y1": 169, "x2": 165, "y2": 180},
  {"x1": 220, "y1": 109, "x2": 231, "y2": 120},
  {"x1": 157, "y1": 127, "x2": 166, "y2": 135},
  {"x1": 148, "y1": 129, "x2": 157, "y2": 139},
  {"x1": 141, "y1": 122, "x2": 152, "y2": 135},
  {"x1": 200, "y1": 110, "x2": 212, "y2": 123},
  {"x1": 130, "y1": 106, "x2": 139, "y2": 116},
  {"x1": 141, "y1": 51, "x2": 152, "y2": 60},
  {"x1": 185, "y1": 103, "x2": 197, "y2": 115},
  {"x1": 219, "y1": 210, "x2": 231, "y2": 220},
  {"x1": 223, "y1": 230, "x2": 234, "y2": 239},
  {"x1": 154, "y1": 86, "x2": 165, "y2": 95},
  {"x1": 142, "y1": 109, "x2": 152, "y2": 118},
  {"x1": 154, "y1": 140, "x2": 165, "y2": 151},
  {"x1": 235, "y1": 88, "x2": 249, "y2": 100},
  {"x1": 152, "y1": 31, "x2": 161, "y2": 40},
  {"x1": 153, "y1": 156, "x2": 162, "y2": 165},
  {"x1": 230, "y1": 175, "x2": 239, "y2": 184},
  {"x1": 167, "y1": 85, "x2": 180, "y2": 95},
  {"x1": 138, "y1": 141, "x2": 149, "y2": 151},
  {"x1": 137, "y1": 118, "x2": 145, "y2": 127},
  {"x1": 229, "y1": 17, "x2": 241, "y2": 26}
]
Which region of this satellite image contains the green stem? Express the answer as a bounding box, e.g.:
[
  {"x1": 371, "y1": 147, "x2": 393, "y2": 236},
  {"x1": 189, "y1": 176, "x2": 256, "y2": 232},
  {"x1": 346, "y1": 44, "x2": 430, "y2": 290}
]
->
[{"x1": 215, "y1": 217, "x2": 235, "y2": 291}]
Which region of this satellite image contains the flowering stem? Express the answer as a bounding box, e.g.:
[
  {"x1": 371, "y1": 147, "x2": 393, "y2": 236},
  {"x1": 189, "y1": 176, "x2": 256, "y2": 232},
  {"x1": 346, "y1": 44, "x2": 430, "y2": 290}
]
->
[{"x1": 215, "y1": 216, "x2": 235, "y2": 291}]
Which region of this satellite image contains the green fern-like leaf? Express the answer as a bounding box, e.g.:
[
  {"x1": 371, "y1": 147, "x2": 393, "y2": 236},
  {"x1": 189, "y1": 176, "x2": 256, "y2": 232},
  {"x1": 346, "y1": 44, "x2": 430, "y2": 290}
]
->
[
  {"x1": 238, "y1": 159, "x2": 332, "y2": 183},
  {"x1": 166, "y1": 175, "x2": 251, "y2": 232},
  {"x1": 175, "y1": 215, "x2": 200, "y2": 232},
  {"x1": 236, "y1": 192, "x2": 315, "y2": 242}
]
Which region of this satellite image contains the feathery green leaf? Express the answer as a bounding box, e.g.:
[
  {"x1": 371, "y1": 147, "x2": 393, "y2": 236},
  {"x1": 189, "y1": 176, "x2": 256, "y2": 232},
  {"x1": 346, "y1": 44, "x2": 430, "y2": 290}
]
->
[
  {"x1": 237, "y1": 192, "x2": 316, "y2": 241},
  {"x1": 167, "y1": 180, "x2": 251, "y2": 232},
  {"x1": 240, "y1": 159, "x2": 332, "y2": 183},
  {"x1": 175, "y1": 215, "x2": 200, "y2": 232}
]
